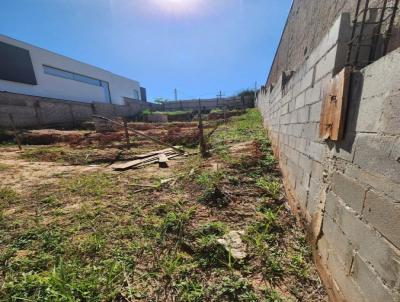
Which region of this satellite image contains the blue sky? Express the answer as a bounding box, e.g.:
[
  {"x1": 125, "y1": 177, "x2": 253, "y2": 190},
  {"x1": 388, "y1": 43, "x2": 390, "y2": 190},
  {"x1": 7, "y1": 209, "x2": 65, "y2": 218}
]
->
[{"x1": 0, "y1": 0, "x2": 291, "y2": 101}]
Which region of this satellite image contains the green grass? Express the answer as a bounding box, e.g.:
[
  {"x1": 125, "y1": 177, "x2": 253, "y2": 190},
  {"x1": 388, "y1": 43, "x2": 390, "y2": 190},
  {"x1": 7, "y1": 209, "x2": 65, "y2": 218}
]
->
[
  {"x1": 211, "y1": 109, "x2": 265, "y2": 144},
  {"x1": 60, "y1": 173, "x2": 114, "y2": 198},
  {"x1": 0, "y1": 187, "x2": 18, "y2": 203},
  {"x1": 0, "y1": 108, "x2": 325, "y2": 301}
]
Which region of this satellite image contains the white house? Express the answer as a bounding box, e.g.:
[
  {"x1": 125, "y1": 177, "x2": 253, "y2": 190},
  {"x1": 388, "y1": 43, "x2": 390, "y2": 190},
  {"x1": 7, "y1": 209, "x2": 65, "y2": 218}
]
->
[{"x1": 0, "y1": 34, "x2": 146, "y2": 105}]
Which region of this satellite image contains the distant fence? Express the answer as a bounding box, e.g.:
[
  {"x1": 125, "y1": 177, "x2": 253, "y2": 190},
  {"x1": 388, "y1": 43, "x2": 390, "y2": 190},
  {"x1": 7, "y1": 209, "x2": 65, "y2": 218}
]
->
[
  {"x1": 0, "y1": 92, "x2": 254, "y2": 129},
  {"x1": 157, "y1": 96, "x2": 254, "y2": 112},
  {"x1": 0, "y1": 91, "x2": 149, "y2": 129}
]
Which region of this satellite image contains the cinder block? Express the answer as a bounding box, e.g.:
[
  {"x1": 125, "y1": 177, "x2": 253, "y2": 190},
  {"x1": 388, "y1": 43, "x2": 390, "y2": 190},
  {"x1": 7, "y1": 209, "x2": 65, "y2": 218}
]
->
[
  {"x1": 301, "y1": 122, "x2": 319, "y2": 140},
  {"x1": 360, "y1": 48, "x2": 400, "y2": 99},
  {"x1": 301, "y1": 68, "x2": 314, "y2": 91},
  {"x1": 381, "y1": 91, "x2": 400, "y2": 135},
  {"x1": 309, "y1": 101, "x2": 322, "y2": 122},
  {"x1": 295, "y1": 92, "x2": 306, "y2": 109},
  {"x1": 305, "y1": 80, "x2": 322, "y2": 105},
  {"x1": 331, "y1": 172, "x2": 366, "y2": 214},
  {"x1": 315, "y1": 45, "x2": 338, "y2": 82},
  {"x1": 295, "y1": 183, "x2": 309, "y2": 207},
  {"x1": 351, "y1": 254, "x2": 398, "y2": 302},
  {"x1": 353, "y1": 134, "x2": 399, "y2": 184},
  {"x1": 322, "y1": 216, "x2": 354, "y2": 269},
  {"x1": 70, "y1": 103, "x2": 94, "y2": 123},
  {"x1": 307, "y1": 178, "x2": 322, "y2": 214},
  {"x1": 0, "y1": 105, "x2": 39, "y2": 128},
  {"x1": 325, "y1": 192, "x2": 400, "y2": 289},
  {"x1": 38, "y1": 101, "x2": 74, "y2": 127},
  {"x1": 325, "y1": 248, "x2": 365, "y2": 302},
  {"x1": 363, "y1": 191, "x2": 400, "y2": 249},
  {"x1": 297, "y1": 106, "x2": 309, "y2": 123},
  {"x1": 308, "y1": 141, "x2": 325, "y2": 162}
]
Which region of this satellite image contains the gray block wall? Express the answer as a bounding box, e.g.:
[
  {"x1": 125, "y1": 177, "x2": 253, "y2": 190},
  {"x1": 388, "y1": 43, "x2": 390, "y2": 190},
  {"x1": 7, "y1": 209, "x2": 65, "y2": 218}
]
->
[
  {"x1": 161, "y1": 96, "x2": 254, "y2": 112},
  {"x1": 0, "y1": 92, "x2": 148, "y2": 129},
  {"x1": 257, "y1": 14, "x2": 400, "y2": 302}
]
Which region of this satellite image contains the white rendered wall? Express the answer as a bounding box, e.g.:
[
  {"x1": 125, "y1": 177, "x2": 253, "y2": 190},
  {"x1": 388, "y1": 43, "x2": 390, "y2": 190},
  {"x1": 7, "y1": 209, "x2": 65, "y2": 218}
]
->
[{"x1": 0, "y1": 34, "x2": 141, "y2": 105}]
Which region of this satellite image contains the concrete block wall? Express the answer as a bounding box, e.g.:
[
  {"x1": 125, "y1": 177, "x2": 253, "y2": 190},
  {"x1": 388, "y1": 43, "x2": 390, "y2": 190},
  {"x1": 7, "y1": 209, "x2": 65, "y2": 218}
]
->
[
  {"x1": 0, "y1": 92, "x2": 148, "y2": 129},
  {"x1": 257, "y1": 14, "x2": 400, "y2": 302},
  {"x1": 161, "y1": 96, "x2": 254, "y2": 112}
]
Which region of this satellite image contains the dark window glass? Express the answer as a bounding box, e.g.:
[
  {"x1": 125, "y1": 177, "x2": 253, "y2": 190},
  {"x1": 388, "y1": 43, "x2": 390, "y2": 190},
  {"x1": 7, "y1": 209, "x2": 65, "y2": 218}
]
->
[{"x1": 0, "y1": 41, "x2": 37, "y2": 85}]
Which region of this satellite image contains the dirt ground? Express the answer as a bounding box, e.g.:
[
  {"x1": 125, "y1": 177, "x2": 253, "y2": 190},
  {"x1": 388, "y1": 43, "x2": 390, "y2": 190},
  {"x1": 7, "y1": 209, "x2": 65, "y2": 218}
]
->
[{"x1": 0, "y1": 110, "x2": 327, "y2": 301}]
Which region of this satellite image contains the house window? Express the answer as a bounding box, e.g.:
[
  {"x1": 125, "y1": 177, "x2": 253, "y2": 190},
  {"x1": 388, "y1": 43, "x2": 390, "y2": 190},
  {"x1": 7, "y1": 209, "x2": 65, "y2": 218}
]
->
[{"x1": 43, "y1": 65, "x2": 101, "y2": 87}]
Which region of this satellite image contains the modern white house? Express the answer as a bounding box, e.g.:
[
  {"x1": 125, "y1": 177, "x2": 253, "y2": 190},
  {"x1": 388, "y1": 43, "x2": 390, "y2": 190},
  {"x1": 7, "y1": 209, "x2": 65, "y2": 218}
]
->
[{"x1": 0, "y1": 34, "x2": 146, "y2": 105}]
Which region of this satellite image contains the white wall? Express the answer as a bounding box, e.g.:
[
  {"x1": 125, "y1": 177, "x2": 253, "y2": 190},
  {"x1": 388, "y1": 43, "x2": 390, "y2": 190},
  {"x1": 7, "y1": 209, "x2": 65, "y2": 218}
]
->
[{"x1": 0, "y1": 34, "x2": 141, "y2": 105}]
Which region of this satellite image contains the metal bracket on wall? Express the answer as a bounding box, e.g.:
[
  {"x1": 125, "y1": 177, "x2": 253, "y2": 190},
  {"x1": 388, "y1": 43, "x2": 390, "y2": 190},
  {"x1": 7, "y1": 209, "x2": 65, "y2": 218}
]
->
[{"x1": 319, "y1": 67, "x2": 351, "y2": 141}]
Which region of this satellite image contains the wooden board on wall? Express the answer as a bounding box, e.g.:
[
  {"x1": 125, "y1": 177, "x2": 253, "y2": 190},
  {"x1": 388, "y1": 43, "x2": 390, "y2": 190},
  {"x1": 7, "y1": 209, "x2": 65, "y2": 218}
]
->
[{"x1": 319, "y1": 67, "x2": 351, "y2": 141}]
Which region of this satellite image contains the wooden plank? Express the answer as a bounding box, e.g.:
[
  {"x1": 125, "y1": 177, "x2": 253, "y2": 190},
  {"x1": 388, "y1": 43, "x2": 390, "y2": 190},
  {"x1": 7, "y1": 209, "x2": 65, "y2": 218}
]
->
[
  {"x1": 133, "y1": 148, "x2": 173, "y2": 159},
  {"x1": 112, "y1": 151, "x2": 180, "y2": 171},
  {"x1": 319, "y1": 67, "x2": 351, "y2": 141}
]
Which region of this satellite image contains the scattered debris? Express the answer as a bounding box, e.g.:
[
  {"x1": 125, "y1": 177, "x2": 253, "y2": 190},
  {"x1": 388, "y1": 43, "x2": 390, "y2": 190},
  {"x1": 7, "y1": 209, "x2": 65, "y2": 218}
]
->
[
  {"x1": 158, "y1": 153, "x2": 169, "y2": 168},
  {"x1": 111, "y1": 148, "x2": 182, "y2": 171}
]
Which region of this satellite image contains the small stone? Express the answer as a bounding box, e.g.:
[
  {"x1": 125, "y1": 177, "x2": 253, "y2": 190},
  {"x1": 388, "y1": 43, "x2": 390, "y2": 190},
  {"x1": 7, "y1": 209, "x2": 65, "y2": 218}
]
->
[{"x1": 217, "y1": 230, "x2": 247, "y2": 260}]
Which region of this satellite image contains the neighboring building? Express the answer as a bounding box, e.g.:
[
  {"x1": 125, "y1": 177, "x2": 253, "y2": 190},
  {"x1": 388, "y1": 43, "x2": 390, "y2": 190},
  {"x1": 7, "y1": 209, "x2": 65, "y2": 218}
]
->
[{"x1": 0, "y1": 34, "x2": 145, "y2": 105}]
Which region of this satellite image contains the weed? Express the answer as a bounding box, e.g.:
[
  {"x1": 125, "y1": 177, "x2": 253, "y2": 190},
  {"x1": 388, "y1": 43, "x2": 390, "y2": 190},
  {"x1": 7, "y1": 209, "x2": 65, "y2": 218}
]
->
[
  {"x1": 196, "y1": 221, "x2": 227, "y2": 237},
  {"x1": 161, "y1": 208, "x2": 194, "y2": 239},
  {"x1": 198, "y1": 186, "x2": 229, "y2": 208},
  {"x1": 211, "y1": 276, "x2": 257, "y2": 302},
  {"x1": 256, "y1": 177, "x2": 281, "y2": 199},
  {"x1": 77, "y1": 233, "x2": 106, "y2": 257},
  {"x1": 176, "y1": 280, "x2": 205, "y2": 302},
  {"x1": 262, "y1": 249, "x2": 285, "y2": 282},
  {"x1": 195, "y1": 171, "x2": 224, "y2": 189},
  {"x1": 158, "y1": 252, "x2": 194, "y2": 280},
  {"x1": 263, "y1": 287, "x2": 284, "y2": 302},
  {"x1": 289, "y1": 253, "x2": 309, "y2": 280}
]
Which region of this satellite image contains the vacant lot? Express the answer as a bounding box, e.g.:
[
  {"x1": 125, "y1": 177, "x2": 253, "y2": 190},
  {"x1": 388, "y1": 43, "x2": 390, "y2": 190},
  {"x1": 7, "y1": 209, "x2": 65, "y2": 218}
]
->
[{"x1": 0, "y1": 110, "x2": 326, "y2": 301}]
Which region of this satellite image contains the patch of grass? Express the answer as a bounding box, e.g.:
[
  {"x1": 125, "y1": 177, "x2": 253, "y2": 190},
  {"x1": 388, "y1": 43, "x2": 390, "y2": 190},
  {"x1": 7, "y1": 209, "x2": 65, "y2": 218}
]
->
[
  {"x1": 0, "y1": 186, "x2": 18, "y2": 203},
  {"x1": 263, "y1": 288, "x2": 284, "y2": 302},
  {"x1": 21, "y1": 146, "x2": 67, "y2": 162},
  {"x1": 211, "y1": 276, "x2": 258, "y2": 302},
  {"x1": 195, "y1": 171, "x2": 224, "y2": 189},
  {"x1": 289, "y1": 253, "x2": 310, "y2": 280},
  {"x1": 176, "y1": 280, "x2": 205, "y2": 302},
  {"x1": 161, "y1": 207, "x2": 194, "y2": 240},
  {"x1": 0, "y1": 163, "x2": 11, "y2": 171},
  {"x1": 256, "y1": 177, "x2": 281, "y2": 199},
  {"x1": 61, "y1": 173, "x2": 114, "y2": 198},
  {"x1": 211, "y1": 109, "x2": 265, "y2": 144}
]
